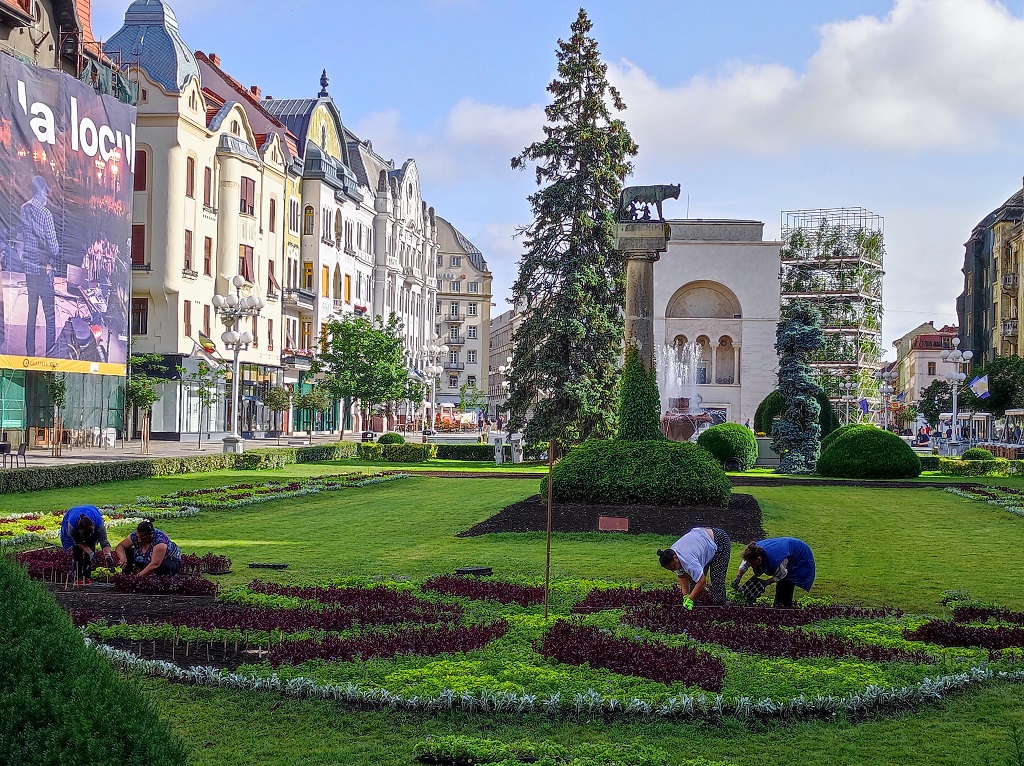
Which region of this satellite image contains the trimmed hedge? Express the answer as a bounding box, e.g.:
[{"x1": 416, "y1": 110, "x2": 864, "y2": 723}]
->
[
  {"x1": 961, "y1": 447, "x2": 994, "y2": 461},
  {"x1": 0, "y1": 557, "x2": 187, "y2": 764},
  {"x1": 820, "y1": 423, "x2": 871, "y2": 454},
  {"x1": 616, "y1": 345, "x2": 663, "y2": 441},
  {"x1": 939, "y1": 457, "x2": 1012, "y2": 477},
  {"x1": 543, "y1": 439, "x2": 731, "y2": 507},
  {"x1": 754, "y1": 389, "x2": 840, "y2": 437},
  {"x1": 919, "y1": 455, "x2": 941, "y2": 472},
  {"x1": 435, "y1": 444, "x2": 497, "y2": 461},
  {"x1": 377, "y1": 432, "x2": 406, "y2": 445},
  {"x1": 696, "y1": 423, "x2": 758, "y2": 470},
  {"x1": 358, "y1": 443, "x2": 437, "y2": 462},
  {"x1": 0, "y1": 441, "x2": 359, "y2": 495},
  {"x1": 817, "y1": 427, "x2": 922, "y2": 479}
]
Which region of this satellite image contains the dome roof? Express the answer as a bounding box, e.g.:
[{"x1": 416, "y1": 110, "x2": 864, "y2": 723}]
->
[{"x1": 103, "y1": 0, "x2": 199, "y2": 94}]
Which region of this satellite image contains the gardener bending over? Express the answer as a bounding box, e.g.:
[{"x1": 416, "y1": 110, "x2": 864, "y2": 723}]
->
[
  {"x1": 59, "y1": 504, "x2": 114, "y2": 584},
  {"x1": 113, "y1": 520, "x2": 182, "y2": 577},
  {"x1": 657, "y1": 527, "x2": 731, "y2": 608},
  {"x1": 733, "y1": 537, "x2": 815, "y2": 608}
]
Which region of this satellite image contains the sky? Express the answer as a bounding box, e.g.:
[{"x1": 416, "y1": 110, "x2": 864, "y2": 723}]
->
[{"x1": 94, "y1": 0, "x2": 1024, "y2": 360}]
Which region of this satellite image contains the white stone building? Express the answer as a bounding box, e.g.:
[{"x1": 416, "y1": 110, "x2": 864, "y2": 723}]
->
[
  {"x1": 654, "y1": 220, "x2": 781, "y2": 428},
  {"x1": 892, "y1": 322, "x2": 959, "y2": 404}
]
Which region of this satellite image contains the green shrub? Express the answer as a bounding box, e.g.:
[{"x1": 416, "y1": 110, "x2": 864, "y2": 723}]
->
[
  {"x1": 235, "y1": 448, "x2": 297, "y2": 470},
  {"x1": 543, "y1": 439, "x2": 731, "y2": 507},
  {"x1": 0, "y1": 557, "x2": 187, "y2": 764},
  {"x1": 377, "y1": 432, "x2": 406, "y2": 445},
  {"x1": 359, "y1": 443, "x2": 436, "y2": 462},
  {"x1": 295, "y1": 441, "x2": 357, "y2": 462},
  {"x1": 939, "y1": 457, "x2": 1010, "y2": 477},
  {"x1": 816, "y1": 427, "x2": 922, "y2": 479},
  {"x1": 819, "y1": 423, "x2": 871, "y2": 454},
  {"x1": 435, "y1": 444, "x2": 496, "y2": 461},
  {"x1": 358, "y1": 442, "x2": 382, "y2": 461},
  {"x1": 754, "y1": 389, "x2": 840, "y2": 437},
  {"x1": 919, "y1": 455, "x2": 941, "y2": 472},
  {"x1": 961, "y1": 447, "x2": 994, "y2": 461},
  {"x1": 696, "y1": 423, "x2": 758, "y2": 470},
  {"x1": 616, "y1": 345, "x2": 663, "y2": 441}
]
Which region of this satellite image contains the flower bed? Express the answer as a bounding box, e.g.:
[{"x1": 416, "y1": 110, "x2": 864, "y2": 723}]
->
[
  {"x1": 421, "y1": 574, "x2": 545, "y2": 607},
  {"x1": 246, "y1": 579, "x2": 463, "y2": 622},
  {"x1": 952, "y1": 605, "x2": 1024, "y2": 625},
  {"x1": 904, "y1": 620, "x2": 1024, "y2": 650},
  {"x1": 111, "y1": 574, "x2": 219, "y2": 597},
  {"x1": 0, "y1": 506, "x2": 198, "y2": 549},
  {"x1": 538, "y1": 620, "x2": 726, "y2": 691},
  {"x1": 15, "y1": 548, "x2": 231, "y2": 581},
  {"x1": 945, "y1": 484, "x2": 1024, "y2": 518}
]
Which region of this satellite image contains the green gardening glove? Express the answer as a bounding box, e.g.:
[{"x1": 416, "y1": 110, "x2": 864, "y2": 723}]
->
[{"x1": 682, "y1": 595, "x2": 694, "y2": 611}]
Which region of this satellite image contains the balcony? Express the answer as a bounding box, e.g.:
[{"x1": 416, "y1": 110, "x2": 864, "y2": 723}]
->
[
  {"x1": 1003, "y1": 272, "x2": 1019, "y2": 291},
  {"x1": 446, "y1": 335, "x2": 466, "y2": 346},
  {"x1": 445, "y1": 313, "x2": 465, "y2": 324},
  {"x1": 1002, "y1": 320, "x2": 1019, "y2": 337},
  {"x1": 283, "y1": 288, "x2": 316, "y2": 310},
  {"x1": 444, "y1": 362, "x2": 465, "y2": 371},
  {"x1": 131, "y1": 263, "x2": 151, "y2": 272},
  {"x1": 181, "y1": 268, "x2": 198, "y2": 280},
  {"x1": 344, "y1": 244, "x2": 356, "y2": 256},
  {"x1": 281, "y1": 349, "x2": 313, "y2": 370},
  {"x1": 333, "y1": 298, "x2": 345, "y2": 314}
]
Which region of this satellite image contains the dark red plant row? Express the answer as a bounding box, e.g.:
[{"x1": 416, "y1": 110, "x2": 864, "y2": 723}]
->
[
  {"x1": 537, "y1": 620, "x2": 725, "y2": 691},
  {"x1": 904, "y1": 621, "x2": 1024, "y2": 650},
  {"x1": 421, "y1": 574, "x2": 545, "y2": 607},
  {"x1": 573, "y1": 586, "x2": 898, "y2": 624},
  {"x1": 267, "y1": 620, "x2": 509, "y2": 667},
  {"x1": 952, "y1": 606, "x2": 1024, "y2": 626},
  {"x1": 179, "y1": 553, "x2": 232, "y2": 575},
  {"x1": 624, "y1": 606, "x2": 931, "y2": 664},
  {"x1": 112, "y1": 574, "x2": 218, "y2": 597},
  {"x1": 14, "y1": 548, "x2": 231, "y2": 579},
  {"x1": 247, "y1": 580, "x2": 463, "y2": 622}
]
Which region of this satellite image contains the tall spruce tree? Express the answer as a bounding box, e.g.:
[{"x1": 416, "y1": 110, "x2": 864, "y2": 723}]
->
[
  {"x1": 505, "y1": 9, "x2": 637, "y2": 445},
  {"x1": 772, "y1": 300, "x2": 826, "y2": 474}
]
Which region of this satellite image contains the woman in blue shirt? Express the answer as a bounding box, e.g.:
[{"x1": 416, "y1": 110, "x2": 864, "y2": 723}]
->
[
  {"x1": 112, "y1": 520, "x2": 182, "y2": 577},
  {"x1": 733, "y1": 537, "x2": 815, "y2": 608}
]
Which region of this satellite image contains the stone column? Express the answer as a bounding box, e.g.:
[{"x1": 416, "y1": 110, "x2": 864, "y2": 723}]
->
[{"x1": 615, "y1": 222, "x2": 669, "y2": 372}]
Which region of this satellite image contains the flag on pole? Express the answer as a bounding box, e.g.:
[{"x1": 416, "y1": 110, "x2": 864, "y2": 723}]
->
[
  {"x1": 894, "y1": 390, "x2": 907, "y2": 403},
  {"x1": 858, "y1": 398, "x2": 870, "y2": 414},
  {"x1": 196, "y1": 330, "x2": 217, "y2": 354},
  {"x1": 189, "y1": 331, "x2": 224, "y2": 369},
  {"x1": 969, "y1": 375, "x2": 991, "y2": 399}
]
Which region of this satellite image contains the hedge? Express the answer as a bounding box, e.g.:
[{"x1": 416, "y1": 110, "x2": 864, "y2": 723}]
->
[
  {"x1": 919, "y1": 455, "x2": 941, "y2": 472},
  {"x1": 0, "y1": 557, "x2": 187, "y2": 764},
  {"x1": 435, "y1": 444, "x2": 498, "y2": 461},
  {"x1": 377, "y1": 432, "x2": 406, "y2": 445},
  {"x1": 820, "y1": 423, "x2": 871, "y2": 455},
  {"x1": 696, "y1": 423, "x2": 758, "y2": 470},
  {"x1": 817, "y1": 427, "x2": 922, "y2": 479},
  {"x1": 961, "y1": 447, "x2": 994, "y2": 461},
  {"x1": 0, "y1": 441, "x2": 358, "y2": 495},
  {"x1": 754, "y1": 389, "x2": 840, "y2": 437},
  {"x1": 939, "y1": 457, "x2": 1012, "y2": 477},
  {"x1": 543, "y1": 439, "x2": 731, "y2": 507},
  {"x1": 358, "y1": 443, "x2": 436, "y2": 462}
]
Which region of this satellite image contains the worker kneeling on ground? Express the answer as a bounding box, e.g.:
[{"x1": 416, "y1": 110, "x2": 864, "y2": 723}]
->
[
  {"x1": 60, "y1": 504, "x2": 115, "y2": 584},
  {"x1": 733, "y1": 537, "x2": 815, "y2": 608},
  {"x1": 657, "y1": 526, "x2": 731, "y2": 608},
  {"x1": 112, "y1": 519, "x2": 182, "y2": 577}
]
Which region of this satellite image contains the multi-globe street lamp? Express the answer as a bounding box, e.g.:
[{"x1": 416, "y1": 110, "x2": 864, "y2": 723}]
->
[
  {"x1": 211, "y1": 275, "x2": 266, "y2": 454},
  {"x1": 421, "y1": 340, "x2": 449, "y2": 434},
  {"x1": 874, "y1": 369, "x2": 898, "y2": 431},
  {"x1": 496, "y1": 356, "x2": 513, "y2": 423},
  {"x1": 940, "y1": 337, "x2": 973, "y2": 449},
  {"x1": 838, "y1": 378, "x2": 857, "y2": 425}
]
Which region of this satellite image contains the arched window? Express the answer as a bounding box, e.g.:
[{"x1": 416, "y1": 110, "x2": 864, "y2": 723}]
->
[
  {"x1": 133, "y1": 148, "x2": 148, "y2": 192},
  {"x1": 269, "y1": 197, "x2": 277, "y2": 233},
  {"x1": 303, "y1": 205, "x2": 315, "y2": 236},
  {"x1": 185, "y1": 156, "x2": 195, "y2": 198},
  {"x1": 672, "y1": 334, "x2": 688, "y2": 348},
  {"x1": 696, "y1": 335, "x2": 711, "y2": 385},
  {"x1": 716, "y1": 336, "x2": 736, "y2": 385}
]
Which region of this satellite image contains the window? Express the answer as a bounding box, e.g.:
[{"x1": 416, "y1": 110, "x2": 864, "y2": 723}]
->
[
  {"x1": 449, "y1": 376, "x2": 458, "y2": 388},
  {"x1": 449, "y1": 327, "x2": 459, "y2": 341},
  {"x1": 203, "y1": 166, "x2": 212, "y2": 207},
  {"x1": 267, "y1": 318, "x2": 274, "y2": 351},
  {"x1": 269, "y1": 197, "x2": 277, "y2": 233},
  {"x1": 468, "y1": 281, "x2": 479, "y2": 293},
  {"x1": 183, "y1": 300, "x2": 192, "y2": 338},
  {"x1": 131, "y1": 225, "x2": 145, "y2": 265},
  {"x1": 468, "y1": 302, "x2": 478, "y2": 317},
  {"x1": 203, "y1": 237, "x2": 212, "y2": 276},
  {"x1": 239, "y1": 245, "x2": 254, "y2": 282},
  {"x1": 268, "y1": 259, "x2": 279, "y2": 295},
  {"x1": 184, "y1": 228, "x2": 193, "y2": 270},
  {"x1": 435, "y1": 302, "x2": 441, "y2": 315},
  {"x1": 321, "y1": 266, "x2": 330, "y2": 297},
  {"x1": 450, "y1": 302, "x2": 459, "y2": 317},
  {"x1": 251, "y1": 316, "x2": 258, "y2": 347},
  {"x1": 436, "y1": 255, "x2": 442, "y2": 266},
  {"x1": 203, "y1": 304, "x2": 211, "y2": 336},
  {"x1": 130, "y1": 298, "x2": 148, "y2": 335},
  {"x1": 133, "y1": 150, "x2": 147, "y2": 192},
  {"x1": 231, "y1": 120, "x2": 240, "y2": 136},
  {"x1": 239, "y1": 177, "x2": 256, "y2": 215},
  {"x1": 303, "y1": 262, "x2": 313, "y2": 290},
  {"x1": 467, "y1": 350, "x2": 477, "y2": 364},
  {"x1": 289, "y1": 199, "x2": 300, "y2": 233},
  {"x1": 356, "y1": 271, "x2": 362, "y2": 299},
  {"x1": 449, "y1": 351, "x2": 459, "y2": 364},
  {"x1": 450, "y1": 281, "x2": 461, "y2": 292},
  {"x1": 451, "y1": 256, "x2": 461, "y2": 267},
  {"x1": 467, "y1": 376, "x2": 476, "y2": 387},
  {"x1": 467, "y1": 326, "x2": 477, "y2": 339},
  {"x1": 140, "y1": 88, "x2": 148, "y2": 102},
  {"x1": 303, "y1": 205, "x2": 315, "y2": 235},
  {"x1": 185, "y1": 156, "x2": 195, "y2": 198},
  {"x1": 344, "y1": 274, "x2": 352, "y2": 303},
  {"x1": 301, "y1": 321, "x2": 313, "y2": 349},
  {"x1": 928, "y1": 361, "x2": 936, "y2": 376}
]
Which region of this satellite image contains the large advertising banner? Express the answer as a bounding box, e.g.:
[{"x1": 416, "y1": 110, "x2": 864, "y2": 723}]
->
[{"x1": 0, "y1": 54, "x2": 135, "y2": 376}]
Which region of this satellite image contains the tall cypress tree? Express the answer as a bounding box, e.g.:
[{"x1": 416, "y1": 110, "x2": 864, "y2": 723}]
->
[{"x1": 505, "y1": 9, "x2": 638, "y2": 445}]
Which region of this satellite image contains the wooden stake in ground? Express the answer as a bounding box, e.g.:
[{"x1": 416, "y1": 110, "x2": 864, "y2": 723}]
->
[{"x1": 544, "y1": 439, "x2": 557, "y2": 619}]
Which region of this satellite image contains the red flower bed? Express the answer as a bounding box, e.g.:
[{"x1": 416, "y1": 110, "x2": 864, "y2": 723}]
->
[
  {"x1": 24, "y1": 524, "x2": 46, "y2": 532},
  {"x1": 112, "y1": 574, "x2": 218, "y2": 597},
  {"x1": 952, "y1": 606, "x2": 1024, "y2": 626},
  {"x1": 421, "y1": 574, "x2": 545, "y2": 607},
  {"x1": 15, "y1": 548, "x2": 72, "y2": 578},
  {"x1": 248, "y1": 580, "x2": 463, "y2": 623},
  {"x1": 268, "y1": 620, "x2": 508, "y2": 667},
  {"x1": 538, "y1": 620, "x2": 725, "y2": 691},
  {"x1": 904, "y1": 621, "x2": 1024, "y2": 650},
  {"x1": 179, "y1": 553, "x2": 232, "y2": 576},
  {"x1": 625, "y1": 606, "x2": 930, "y2": 663}
]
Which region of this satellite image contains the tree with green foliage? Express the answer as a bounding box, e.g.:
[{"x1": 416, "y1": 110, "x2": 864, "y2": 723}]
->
[
  {"x1": 261, "y1": 386, "x2": 291, "y2": 445},
  {"x1": 294, "y1": 387, "x2": 332, "y2": 444},
  {"x1": 312, "y1": 313, "x2": 409, "y2": 438},
  {"x1": 917, "y1": 379, "x2": 952, "y2": 428},
  {"x1": 953, "y1": 354, "x2": 1024, "y2": 416},
  {"x1": 697, "y1": 422, "x2": 758, "y2": 470},
  {"x1": 125, "y1": 353, "x2": 164, "y2": 454},
  {"x1": 616, "y1": 345, "x2": 662, "y2": 441},
  {"x1": 754, "y1": 389, "x2": 839, "y2": 437},
  {"x1": 458, "y1": 382, "x2": 486, "y2": 416},
  {"x1": 505, "y1": 8, "x2": 638, "y2": 446},
  {"x1": 772, "y1": 300, "x2": 826, "y2": 474},
  {"x1": 177, "y1": 361, "x2": 227, "y2": 450},
  {"x1": 42, "y1": 372, "x2": 67, "y2": 457}
]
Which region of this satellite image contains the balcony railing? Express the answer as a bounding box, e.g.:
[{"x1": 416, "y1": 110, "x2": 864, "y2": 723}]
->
[
  {"x1": 444, "y1": 362, "x2": 465, "y2": 371},
  {"x1": 446, "y1": 336, "x2": 466, "y2": 345},
  {"x1": 445, "y1": 313, "x2": 465, "y2": 323},
  {"x1": 333, "y1": 298, "x2": 345, "y2": 313},
  {"x1": 283, "y1": 288, "x2": 316, "y2": 310},
  {"x1": 1003, "y1": 273, "x2": 1019, "y2": 291},
  {"x1": 131, "y1": 263, "x2": 150, "y2": 272},
  {"x1": 344, "y1": 244, "x2": 356, "y2": 256},
  {"x1": 1003, "y1": 320, "x2": 1019, "y2": 337},
  {"x1": 182, "y1": 268, "x2": 198, "y2": 280}
]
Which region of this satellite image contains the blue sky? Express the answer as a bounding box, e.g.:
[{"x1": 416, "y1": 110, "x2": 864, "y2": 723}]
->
[{"x1": 94, "y1": 0, "x2": 1024, "y2": 358}]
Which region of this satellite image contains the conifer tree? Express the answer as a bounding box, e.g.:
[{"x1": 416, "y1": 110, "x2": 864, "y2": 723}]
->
[
  {"x1": 772, "y1": 300, "x2": 826, "y2": 473},
  {"x1": 505, "y1": 9, "x2": 637, "y2": 445}
]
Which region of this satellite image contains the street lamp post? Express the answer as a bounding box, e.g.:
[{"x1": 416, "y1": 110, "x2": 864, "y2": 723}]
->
[
  {"x1": 212, "y1": 275, "x2": 266, "y2": 454},
  {"x1": 940, "y1": 337, "x2": 973, "y2": 452},
  {"x1": 839, "y1": 378, "x2": 857, "y2": 425},
  {"x1": 874, "y1": 369, "x2": 898, "y2": 431},
  {"x1": 496, "y1": 355, "x2": 513, "y2": 422},
  {"x1": 421, "y1": 340, "x2": 449, "y2": 436}
]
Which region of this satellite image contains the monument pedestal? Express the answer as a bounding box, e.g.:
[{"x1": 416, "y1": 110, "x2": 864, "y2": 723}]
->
[{"x1": 615, "y1": 222, "x2": 669, "y2": 371}]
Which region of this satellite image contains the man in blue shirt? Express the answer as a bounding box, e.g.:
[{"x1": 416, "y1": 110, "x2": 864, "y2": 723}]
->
[{"x1": 59, "y1": 505, "x2": 113, "y2": 584}]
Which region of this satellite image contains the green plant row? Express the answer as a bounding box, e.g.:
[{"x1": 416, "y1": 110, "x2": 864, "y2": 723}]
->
[
  {"x1": 938, "y1": 458, "x2": 1023, "y2": 477},
  {"x1": 0, "y1": 442, "x2": 358, "y2": 495},
  {"x1": 412, "y1": 735, "x2": 721, "y2": 766},
  {"x1": 358, "y1": 443, "x2": 437, "y2": 462},
  {"x1": 919, "y1": 455, "x2": 940, "y2": 472}
]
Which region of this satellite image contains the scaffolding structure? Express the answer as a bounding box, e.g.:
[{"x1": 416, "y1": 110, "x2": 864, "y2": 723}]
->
[{"x1": 780, "y1": 208, "x2": 885, "y2": 416}]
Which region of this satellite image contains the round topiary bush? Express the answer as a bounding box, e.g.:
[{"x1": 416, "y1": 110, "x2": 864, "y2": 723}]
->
[
  {"x1": 962, "y1": 447, "x2": 994, "y2": 461},
  {"x1": 817, "y1": 427, "x2": 922, "y2": 479},
  {"x1": 754, "y1": 390, "x2": 840, "y2": 438},
  {"x1": 377, "y1": 432, "x2": 406, "y2": 445},
  {"x1": 543, "y1": 439, "x2": 731, "y2": 507},
  {"x1": 819, "y1": 423, "x2": 872, "y2": 454},
  {"x1": 696, "y1": 423, "x2": 758, "y2": 471}
]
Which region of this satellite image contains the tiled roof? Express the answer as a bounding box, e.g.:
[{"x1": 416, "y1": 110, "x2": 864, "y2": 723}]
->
[
  {"x1": 103, "y1": 0, "x2": 199, "y2": 94},
  {"x1": 261, "y1": 98, "x2": 318, "y2": 153},
  {"x1": 437, "y1": 215, "x2": 489, "y2": 273}
]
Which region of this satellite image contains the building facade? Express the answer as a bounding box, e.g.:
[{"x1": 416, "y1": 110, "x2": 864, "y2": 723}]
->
[
  {"x1": 653, "y1": 220, "x2": 781, "y2": 428},
  {"x1": 892, "y1": 322, "x2": 958, "y2": 404},
  {"x1": 488, "y1": 306, "x2": 520, "y2": 419},
  {"x1": 433, "y1": 217, "x2": 492, "y2": 411}
]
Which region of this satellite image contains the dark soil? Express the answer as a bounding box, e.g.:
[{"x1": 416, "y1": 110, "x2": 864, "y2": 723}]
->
[
  {"x1": 458, "y1": 493, "x2": 765, "y2": 541},
  {"x1": 100, "y1": 637, "x2": 263, "y2": 670},
  {"x1": 48, "y1": 583, "x2": 216, "y2": 622}
]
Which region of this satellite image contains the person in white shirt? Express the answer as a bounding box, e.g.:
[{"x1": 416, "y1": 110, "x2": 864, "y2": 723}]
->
[{"x1": 657, "y1": 527, "x2": 731, "y2": 607}]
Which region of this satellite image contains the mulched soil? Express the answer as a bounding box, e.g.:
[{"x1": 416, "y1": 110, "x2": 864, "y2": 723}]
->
[
  {"x1": 99, "y1": 637, "x2": 263, "y2": 670},
  {"x1": 48, "y1": 584, "x2": 216, "y2": 622},
  {"x1": 458, "y1": 493, "x2": 765, "y2": 541}
]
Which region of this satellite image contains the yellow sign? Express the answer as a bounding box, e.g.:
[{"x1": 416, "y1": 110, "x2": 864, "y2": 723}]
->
[{"x1": 0, "y1": 354, "x2": 126, "y2": 376}]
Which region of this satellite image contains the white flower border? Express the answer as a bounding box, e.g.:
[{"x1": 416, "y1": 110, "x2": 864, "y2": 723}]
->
[
  {"x1": 945, "y1": 487, "x2": 1024, "y2": 518},
  {"x1": 0, "y1": 507, "x2": 199, "y2": 549},
  {"x1": 89, "y1": 640, "x2": 1024, "y2": 721}
]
